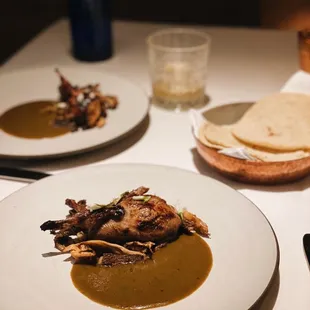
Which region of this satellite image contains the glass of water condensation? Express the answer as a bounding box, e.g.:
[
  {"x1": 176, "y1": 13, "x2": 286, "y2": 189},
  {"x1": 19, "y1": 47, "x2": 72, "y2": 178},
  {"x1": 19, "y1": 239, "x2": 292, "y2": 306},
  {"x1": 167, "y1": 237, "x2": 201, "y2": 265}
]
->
[{"x1": 147, "y1": 28, "x2": 210, "y2": 111}]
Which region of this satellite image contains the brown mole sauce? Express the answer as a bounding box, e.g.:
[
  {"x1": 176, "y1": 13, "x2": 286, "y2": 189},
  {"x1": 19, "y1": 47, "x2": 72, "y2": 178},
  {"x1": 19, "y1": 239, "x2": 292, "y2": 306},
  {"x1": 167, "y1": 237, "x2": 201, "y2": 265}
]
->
[
  {"x1": 71, "y1": 234, "x2": 213, "y2": 310},
  {"x1": 0, "y1": 101, "x2": 69, "y2": 139}
]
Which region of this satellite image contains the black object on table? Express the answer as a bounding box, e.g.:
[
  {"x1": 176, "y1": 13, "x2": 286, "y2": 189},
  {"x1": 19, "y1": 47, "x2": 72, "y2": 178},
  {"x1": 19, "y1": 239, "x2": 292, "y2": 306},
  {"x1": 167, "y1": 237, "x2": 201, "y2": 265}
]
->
[
  {"x1": 68, "y1": 0, "x2": 113, "y2": 62},
  {"x1": 0, "y1": 167, "x2": 50, "y2": 183},
  {"x1": 303, "y1": 234, "x2": 310, "y2": 267}
]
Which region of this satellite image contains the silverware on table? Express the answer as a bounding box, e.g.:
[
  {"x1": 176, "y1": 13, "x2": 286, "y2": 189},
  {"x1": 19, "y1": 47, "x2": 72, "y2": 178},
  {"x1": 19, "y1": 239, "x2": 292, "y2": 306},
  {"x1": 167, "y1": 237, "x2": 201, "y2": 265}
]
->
[
  {"x1": 303, "y1": 234, "x2": 310, "y2": 266},
  {"x1": 0, "y1": 167, "x2": 50, "y2": 183}
]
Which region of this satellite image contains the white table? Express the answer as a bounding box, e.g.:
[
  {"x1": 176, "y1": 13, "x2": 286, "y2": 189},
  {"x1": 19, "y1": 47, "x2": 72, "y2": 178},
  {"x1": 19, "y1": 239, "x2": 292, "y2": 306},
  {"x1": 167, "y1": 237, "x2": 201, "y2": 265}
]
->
[{"x1": 1, "y1": 19, "x2": 309, "y2": 310}]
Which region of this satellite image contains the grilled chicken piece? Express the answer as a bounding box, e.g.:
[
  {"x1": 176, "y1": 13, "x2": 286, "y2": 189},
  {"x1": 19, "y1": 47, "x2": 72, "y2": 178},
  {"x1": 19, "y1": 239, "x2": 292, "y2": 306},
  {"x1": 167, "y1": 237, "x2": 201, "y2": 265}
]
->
[
  {"x1": 86, "y1": 99, "x2": 102, "y2": 128},
  {"x1": 96, "y1": 117, "x2": 106, "y2": 128},
  {"x1": 66, "y1": 198, "x2": 88, "y2": 213},
  {"x1": 92, "y1": 189, "x2": 182, "y2": 243},
  {"x1": 52, "y1": 68, "x2": 119, "y2": 131},
  {"x1": 40, "y1": 187, "x2": 209, "y2": 265},
  {"x1": 55, "y1": 68, "x2": 78, "y2": 103},
  {"x1": 40, "y1": 204, "x2": 125, "y2": 250},
  {"x1": 182, "y1": 210, "x2": 210, "y2": 236},
  {"x1": 100, "y1": 95, "x2": 118, "y2": 109}
]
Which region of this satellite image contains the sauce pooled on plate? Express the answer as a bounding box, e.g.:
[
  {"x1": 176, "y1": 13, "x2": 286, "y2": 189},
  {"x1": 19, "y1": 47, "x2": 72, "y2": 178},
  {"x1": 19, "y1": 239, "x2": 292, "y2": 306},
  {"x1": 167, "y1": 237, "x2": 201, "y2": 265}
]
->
[
  {"x1": 71, "y1": 233, "x2": 212, "y2": 309},
  {"x1": 0, "y1": 101, "x2": 70, "y2": 139}
]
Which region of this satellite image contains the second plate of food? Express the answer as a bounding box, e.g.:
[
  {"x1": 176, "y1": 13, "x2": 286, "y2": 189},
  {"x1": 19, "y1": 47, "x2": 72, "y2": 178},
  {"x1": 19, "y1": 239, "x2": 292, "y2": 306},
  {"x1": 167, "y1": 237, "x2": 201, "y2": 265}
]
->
[
  {"x1": 0, "y1": 66, "x2": 149, "y2": 158},
  {"x1": 0, "y1": 163, "x2": 278, "y2": 310}
]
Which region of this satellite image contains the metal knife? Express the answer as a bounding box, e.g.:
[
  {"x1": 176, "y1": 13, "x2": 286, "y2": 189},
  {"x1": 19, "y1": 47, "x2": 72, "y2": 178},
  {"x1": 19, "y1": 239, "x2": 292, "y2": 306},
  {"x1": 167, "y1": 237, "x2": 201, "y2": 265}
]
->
[
  {"x1": 0, "y1": 167, "x2": 50, "y2": 183},
  {"x1": 303, "y1": 234, "x2": 310, "y2": 266}
]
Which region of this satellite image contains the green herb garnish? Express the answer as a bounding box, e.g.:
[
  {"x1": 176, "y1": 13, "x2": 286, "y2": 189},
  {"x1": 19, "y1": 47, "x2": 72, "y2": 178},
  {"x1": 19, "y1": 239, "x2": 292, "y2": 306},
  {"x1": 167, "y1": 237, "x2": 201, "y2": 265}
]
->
[
  {"x1": 112, "y1": 191, "x2": 129, "y2": 205},
  {"x1": 132, "y1": 195, "x2": 151, "y2": 203},
  {"x1": 87, "y1": 191, "x2": 130, "y2": 212}
]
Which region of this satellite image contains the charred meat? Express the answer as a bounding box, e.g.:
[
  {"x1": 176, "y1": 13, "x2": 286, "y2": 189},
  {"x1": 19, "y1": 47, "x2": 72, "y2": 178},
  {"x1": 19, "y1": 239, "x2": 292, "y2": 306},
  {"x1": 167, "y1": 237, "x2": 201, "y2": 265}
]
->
[
  {"x1": 44, "y1": 68, "x2": 118, "y2": 131},
  {"x1": 40, "y1": 187, "x2": 209, "y2": 266}
]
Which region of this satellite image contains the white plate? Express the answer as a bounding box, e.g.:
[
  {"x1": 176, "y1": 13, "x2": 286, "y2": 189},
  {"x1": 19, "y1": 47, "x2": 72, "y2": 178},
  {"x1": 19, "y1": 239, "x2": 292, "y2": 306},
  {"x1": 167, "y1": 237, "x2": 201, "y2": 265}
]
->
[
  {"x1": 0, "y1": 164, "x2": 278, "y2": 310},
  {"x1": 0, "y1": 67, "x2": 149, "y2": 158}
]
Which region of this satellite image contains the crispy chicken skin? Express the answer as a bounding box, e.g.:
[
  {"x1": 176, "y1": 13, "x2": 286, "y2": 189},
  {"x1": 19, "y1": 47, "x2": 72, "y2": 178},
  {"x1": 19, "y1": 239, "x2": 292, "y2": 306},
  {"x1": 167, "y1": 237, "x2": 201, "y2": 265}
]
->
[
  {"x1": 92, "y1": 187, "x2": 182, "y2": 243},
  {"x1": 47, "y1": 69, "x2": 118, "y2": 131},
  {"x1": 40, "y1": 187, "x2": 209, "y2": 265}
]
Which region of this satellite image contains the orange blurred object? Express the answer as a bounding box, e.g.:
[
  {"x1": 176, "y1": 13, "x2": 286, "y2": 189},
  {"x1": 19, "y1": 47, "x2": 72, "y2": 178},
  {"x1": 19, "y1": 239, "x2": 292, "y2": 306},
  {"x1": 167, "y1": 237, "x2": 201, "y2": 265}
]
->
[
  {"x1": 260, "y1": 1, "x2": 310, "y2": 72},
  {"x1": 299, "y1": 29, "x2": 310, "y2": 72}
]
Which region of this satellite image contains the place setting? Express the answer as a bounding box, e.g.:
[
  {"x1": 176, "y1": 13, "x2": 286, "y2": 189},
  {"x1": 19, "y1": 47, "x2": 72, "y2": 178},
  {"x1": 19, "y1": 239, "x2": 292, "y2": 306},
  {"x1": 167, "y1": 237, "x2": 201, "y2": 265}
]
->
[
  {"x1": 0, "y1": 5, "x2": 310, "y2": 310},
  {"x1": 0, "y1": 66, "x2": 149, "y2": 159}
]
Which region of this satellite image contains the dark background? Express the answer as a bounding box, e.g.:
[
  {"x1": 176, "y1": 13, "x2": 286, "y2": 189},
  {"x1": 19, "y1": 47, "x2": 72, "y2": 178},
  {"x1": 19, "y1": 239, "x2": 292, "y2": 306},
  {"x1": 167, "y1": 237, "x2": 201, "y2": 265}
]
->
[{"x1": 1, "y1": 0, "x2": 261, "y2": 64}]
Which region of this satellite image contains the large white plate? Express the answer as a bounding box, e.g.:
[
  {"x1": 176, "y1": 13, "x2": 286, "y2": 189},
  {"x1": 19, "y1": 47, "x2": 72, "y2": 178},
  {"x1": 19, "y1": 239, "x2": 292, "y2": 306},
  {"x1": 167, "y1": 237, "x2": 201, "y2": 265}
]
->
[
  {"x1": 0, "y1": 164, "x2": 278, "y2": 310},
  {"x1": 0, "y1": 67, "x2": 149, "y2": 158}
]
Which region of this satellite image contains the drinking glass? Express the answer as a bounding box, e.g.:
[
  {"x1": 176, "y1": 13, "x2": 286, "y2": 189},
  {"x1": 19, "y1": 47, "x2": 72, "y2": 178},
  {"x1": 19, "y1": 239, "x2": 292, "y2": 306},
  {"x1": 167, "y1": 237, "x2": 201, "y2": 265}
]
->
[{"x1": 147, "y1": 28, "x2": 211, "y2": 111}]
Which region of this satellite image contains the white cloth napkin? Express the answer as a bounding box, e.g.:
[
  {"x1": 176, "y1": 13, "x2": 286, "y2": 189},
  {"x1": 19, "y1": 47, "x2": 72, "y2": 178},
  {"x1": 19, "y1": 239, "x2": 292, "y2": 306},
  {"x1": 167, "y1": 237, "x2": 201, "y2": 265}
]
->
[
  {"x1": 190, "y1": 70, "x2": 310, "y2": 160},
  {"x1": 281, "y1": 70, "x2": 310, "y2": 94}
]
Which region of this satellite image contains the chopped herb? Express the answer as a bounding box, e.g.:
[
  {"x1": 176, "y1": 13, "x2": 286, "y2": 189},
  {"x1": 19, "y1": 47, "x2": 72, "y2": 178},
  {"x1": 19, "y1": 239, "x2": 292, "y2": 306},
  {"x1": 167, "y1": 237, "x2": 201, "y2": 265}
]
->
[
  {"x1": 86, "y1": 191, "x2": 129, "y2": 212},
  {"x1": 144, "y1": 196, "x2": 151, "y2": 203},
  {"x1": 178, "y1": 211, "x2": 184, "y2": 221},
  {"x1": 112, "y1": 191, "x2": 129, "y2": 205},
  {"x1": 132, "y1": 195, "x2": 151, "y2": 203}
]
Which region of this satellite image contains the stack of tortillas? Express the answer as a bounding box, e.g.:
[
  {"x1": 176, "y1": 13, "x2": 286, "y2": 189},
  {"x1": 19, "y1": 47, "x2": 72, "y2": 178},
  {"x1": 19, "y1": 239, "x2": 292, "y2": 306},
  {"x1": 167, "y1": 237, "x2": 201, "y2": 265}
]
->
[{"x1": 199, "y1": 92, "x2": 310, "y2": 162}]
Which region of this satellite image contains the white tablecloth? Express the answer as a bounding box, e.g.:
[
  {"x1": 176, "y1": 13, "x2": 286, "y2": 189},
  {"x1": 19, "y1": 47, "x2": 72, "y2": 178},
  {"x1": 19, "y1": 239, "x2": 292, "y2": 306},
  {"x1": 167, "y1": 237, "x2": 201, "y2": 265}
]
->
[{"x1": 1, "y1": 19, "x2": 309, "y2": 310}]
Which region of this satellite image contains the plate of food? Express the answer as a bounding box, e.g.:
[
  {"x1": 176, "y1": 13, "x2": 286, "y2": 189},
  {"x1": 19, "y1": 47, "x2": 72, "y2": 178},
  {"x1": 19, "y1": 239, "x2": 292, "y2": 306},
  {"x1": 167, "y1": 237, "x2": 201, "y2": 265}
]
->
[
  {"x1": 0, "y1": 163, "x2": 278, "y2": 310},
  {"x1": 0, "y1": 66, "x2": 149, "y2": 158},
  {"x1": 193, "y1": 92, "x2": 310, "y2": 184}
]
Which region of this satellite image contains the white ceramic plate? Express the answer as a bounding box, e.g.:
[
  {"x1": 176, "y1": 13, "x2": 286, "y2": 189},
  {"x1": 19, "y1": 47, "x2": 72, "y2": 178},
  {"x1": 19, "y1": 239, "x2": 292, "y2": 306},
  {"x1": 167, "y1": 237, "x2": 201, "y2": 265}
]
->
[
  {"x1": 0, "y1": 67, "x2": 149, "y2": 158},
  {"x1": 0, "y1": 164, "x2": 278, "y2": 310}
]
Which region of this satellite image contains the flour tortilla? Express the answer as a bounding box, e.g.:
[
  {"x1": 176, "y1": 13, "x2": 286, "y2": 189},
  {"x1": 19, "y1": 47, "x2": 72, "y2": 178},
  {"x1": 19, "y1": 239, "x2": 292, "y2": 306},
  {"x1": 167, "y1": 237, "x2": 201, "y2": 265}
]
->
[
  {"x1": 198, "y1": 123, "x2": 222, "y2": 149},
  {"x1": 232, "y1": 92, "x2": 310, "y2": 151},
  {"x1": 201, "y1": 122, "x2": 309, "y2": 162}
]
